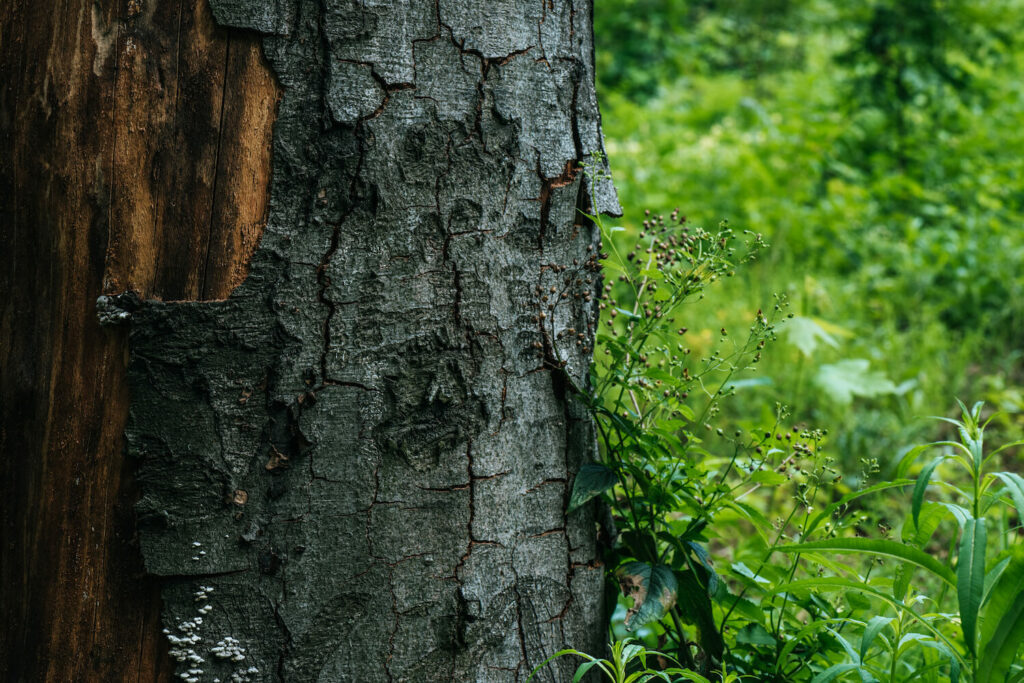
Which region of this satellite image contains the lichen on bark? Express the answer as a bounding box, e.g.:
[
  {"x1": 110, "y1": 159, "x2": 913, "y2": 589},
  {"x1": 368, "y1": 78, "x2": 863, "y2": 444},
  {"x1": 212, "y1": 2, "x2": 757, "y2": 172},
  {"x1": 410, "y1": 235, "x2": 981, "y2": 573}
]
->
[{"x1": 122, "y1": 0, "x2": 618, "y2": 679}]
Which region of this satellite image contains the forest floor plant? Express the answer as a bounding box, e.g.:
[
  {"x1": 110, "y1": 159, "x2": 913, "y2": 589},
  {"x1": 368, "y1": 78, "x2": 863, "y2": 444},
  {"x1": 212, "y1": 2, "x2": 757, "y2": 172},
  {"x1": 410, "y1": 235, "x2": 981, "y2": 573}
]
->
[{"x1": 530, "y1": 165, "x2": 1024, "y2": 681}]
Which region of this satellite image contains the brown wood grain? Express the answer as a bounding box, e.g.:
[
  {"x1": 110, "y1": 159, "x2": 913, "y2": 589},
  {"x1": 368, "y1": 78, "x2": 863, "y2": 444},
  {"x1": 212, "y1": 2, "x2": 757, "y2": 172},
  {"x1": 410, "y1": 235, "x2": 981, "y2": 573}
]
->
[{"x1": 0, "y1": 0, "x2": 277, "y2": 679}]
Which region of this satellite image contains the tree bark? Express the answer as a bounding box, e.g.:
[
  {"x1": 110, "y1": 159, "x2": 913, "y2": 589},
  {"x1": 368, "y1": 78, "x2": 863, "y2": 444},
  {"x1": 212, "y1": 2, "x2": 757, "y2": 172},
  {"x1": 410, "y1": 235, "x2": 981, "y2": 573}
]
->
[
  {"x1": 1, "y1": 1, "x2": 275, "y2": 680},
  {"x1": 2, "y1": 0, "x2": 617, "y2": 680}
]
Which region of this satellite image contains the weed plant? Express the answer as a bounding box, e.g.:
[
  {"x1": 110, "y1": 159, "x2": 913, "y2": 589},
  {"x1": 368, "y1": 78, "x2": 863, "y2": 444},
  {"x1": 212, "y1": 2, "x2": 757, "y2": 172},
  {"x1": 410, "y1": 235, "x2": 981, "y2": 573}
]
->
[{"x1": 528, "y1": 189, "x2": 1024, "y2": 680}]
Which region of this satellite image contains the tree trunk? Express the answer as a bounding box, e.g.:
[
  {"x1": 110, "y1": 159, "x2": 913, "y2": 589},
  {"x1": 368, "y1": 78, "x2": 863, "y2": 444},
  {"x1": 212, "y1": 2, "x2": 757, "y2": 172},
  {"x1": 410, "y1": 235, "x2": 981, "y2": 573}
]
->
[
  {"x1": 1, "y1": 0, "x2": 618, "y2": 680},
  {"x1": 1, "y1": 0, "x2": 274, "y2": 680}
]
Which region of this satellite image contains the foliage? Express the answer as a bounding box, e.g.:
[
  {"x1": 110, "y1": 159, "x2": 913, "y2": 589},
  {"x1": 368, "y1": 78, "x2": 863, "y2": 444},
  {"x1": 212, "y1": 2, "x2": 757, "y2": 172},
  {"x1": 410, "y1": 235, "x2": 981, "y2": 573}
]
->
[
  {"x1": 555, "y1": 194, "x2": 1024, "y2": 679},
  {"x1": 526, "y1": 639, "x2": 739, "y2": 683},
  {"x1": 595, "y1": 0, "x2": 1024, "y2": 469},
  {"x1": 559, "y1": 2, "x2": 1024, "y2": 680}
]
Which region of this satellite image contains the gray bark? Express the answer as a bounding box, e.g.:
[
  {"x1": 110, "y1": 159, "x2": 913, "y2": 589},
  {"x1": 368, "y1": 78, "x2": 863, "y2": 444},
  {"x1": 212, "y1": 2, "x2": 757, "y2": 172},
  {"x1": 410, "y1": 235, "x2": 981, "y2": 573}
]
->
[{"x1": 114, "y1": 0, "x2": 618, "y2": 680}]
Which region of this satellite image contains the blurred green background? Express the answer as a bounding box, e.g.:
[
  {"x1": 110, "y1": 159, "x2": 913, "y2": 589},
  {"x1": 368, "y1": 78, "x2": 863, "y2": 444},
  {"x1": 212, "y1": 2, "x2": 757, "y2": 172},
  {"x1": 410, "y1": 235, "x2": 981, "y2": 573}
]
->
[{"x1": 594, "y1": 0, "x2": 1024, "y2": 478}]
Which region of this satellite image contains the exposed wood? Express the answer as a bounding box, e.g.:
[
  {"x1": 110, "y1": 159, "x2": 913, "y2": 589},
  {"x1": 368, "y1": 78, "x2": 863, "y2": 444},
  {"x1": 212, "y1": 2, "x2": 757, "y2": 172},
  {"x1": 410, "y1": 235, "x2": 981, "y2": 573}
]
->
[{"x1": 0, "y1": 0, "x2": 277, "y2": 679}]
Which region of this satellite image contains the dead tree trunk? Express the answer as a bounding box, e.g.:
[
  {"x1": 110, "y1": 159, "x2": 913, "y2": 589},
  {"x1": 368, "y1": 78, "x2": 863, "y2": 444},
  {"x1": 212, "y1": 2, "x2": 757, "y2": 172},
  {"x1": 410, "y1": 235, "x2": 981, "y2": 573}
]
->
[{"x1": 2, "y1": 0, "x2": 618, "y2": 680}]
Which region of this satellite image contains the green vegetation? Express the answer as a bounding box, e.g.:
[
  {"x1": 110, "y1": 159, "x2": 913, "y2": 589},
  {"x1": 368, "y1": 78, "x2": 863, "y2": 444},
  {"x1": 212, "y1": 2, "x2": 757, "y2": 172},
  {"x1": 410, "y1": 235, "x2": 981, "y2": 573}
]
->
[
  {"x1": 532, "y1": 2, "x2": 1024, "y2": 680},
  {"x1": 595, "y1": 0, "x2": 1024, "y2": 460}
]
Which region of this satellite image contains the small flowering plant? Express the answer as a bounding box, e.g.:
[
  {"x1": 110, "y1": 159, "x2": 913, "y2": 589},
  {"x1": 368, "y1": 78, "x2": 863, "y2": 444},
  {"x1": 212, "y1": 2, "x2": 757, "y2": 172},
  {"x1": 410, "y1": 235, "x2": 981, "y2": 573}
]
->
[{"x1": 546, "y1": 163, "x2": 887, "y2": 680}]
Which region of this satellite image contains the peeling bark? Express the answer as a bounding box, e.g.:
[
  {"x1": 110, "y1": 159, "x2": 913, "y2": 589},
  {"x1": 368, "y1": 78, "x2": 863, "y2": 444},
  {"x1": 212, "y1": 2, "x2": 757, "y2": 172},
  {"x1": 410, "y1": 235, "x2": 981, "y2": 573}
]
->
[
  {"x1": 3, "y1": 0, "x2": 618, "y2": 679},
  {"x1": 1, "y1": 0, "x2": 275, "y2": 680}
]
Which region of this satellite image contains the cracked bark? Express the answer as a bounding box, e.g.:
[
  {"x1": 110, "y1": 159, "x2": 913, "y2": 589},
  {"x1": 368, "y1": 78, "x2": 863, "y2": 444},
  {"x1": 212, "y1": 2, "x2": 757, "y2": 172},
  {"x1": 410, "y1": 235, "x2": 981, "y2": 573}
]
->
[{"x1": 4, "y1": 0, "x2": 618, "y2": 680}]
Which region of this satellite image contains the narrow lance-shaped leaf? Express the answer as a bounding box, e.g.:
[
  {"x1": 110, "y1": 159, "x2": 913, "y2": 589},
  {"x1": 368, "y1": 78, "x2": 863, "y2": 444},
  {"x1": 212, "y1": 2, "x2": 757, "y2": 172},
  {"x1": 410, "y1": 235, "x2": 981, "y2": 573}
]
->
[
  {"x1": 957, "y1": 517, "x2": 987, "y2": 656},
  {"x1": 915, "y1": 640, "x2": 960, "y2": 683},
  {"x1": 776, "y1": 538, "x2": 957, "y2": 588},
  {"x1": 914, "y1": 456, "x2": 947, "y2": 527},
  {"x1": 860, "y1": 616, "x2": 893, "y2": 662},
  {"x1": 977, "y1": 549, "x2": 1024, "y2": 683},
  {"x1": 993, "y1": 472, "x2": 1024, "y2": 522}
]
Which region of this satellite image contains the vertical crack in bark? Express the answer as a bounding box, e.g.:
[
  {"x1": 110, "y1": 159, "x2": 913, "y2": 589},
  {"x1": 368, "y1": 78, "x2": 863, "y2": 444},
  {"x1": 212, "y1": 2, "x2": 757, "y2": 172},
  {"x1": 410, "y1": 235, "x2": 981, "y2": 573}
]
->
[{"x1": 201, "y1": 35, "x2": 233, "y2": 300}]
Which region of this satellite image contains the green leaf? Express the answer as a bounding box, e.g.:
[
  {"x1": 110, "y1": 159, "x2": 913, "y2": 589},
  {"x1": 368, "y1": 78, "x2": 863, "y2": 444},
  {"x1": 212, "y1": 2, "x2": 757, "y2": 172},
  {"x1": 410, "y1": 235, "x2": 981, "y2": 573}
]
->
[
  {"x1": 814, "y1": 359, "x2": 897, "y2": 405},
  {"x1": 617, "y1": 562, "x2": 678, "y2": 631},
  {"x1": 915, "y1": 640, "x2": 960, "y2": 683},
  {"x1": 804, "y1": 480, "x2": 914, "y2": 537},
  {"x1": 811, "y1": 662, "x2": 862, "y2": 683},
  {"x1": 568, "y1": 463, "x2": 619, "y2": 512},
  {"x1": 993, "y1": 472, "x2": 1024, "y2": 521},
  {"x1": 903, "y1": 501, "x2": 945, "y2": 547},
  {"x1": 978, "y1": 549, "x2": 1024, "y2": 683},
  {"x1": 768, "y1": 578, "x2": 966, "y2": 667},
  {"x1": 686, "y1": 541, "x2": 719, "y2": 596},
  {"x1": 736, "y1": 623, "x2": 776, "y2": 647},
  {"x1": 957, "y1": 517, "x2": 987, "y2": 656},
  {"x1": 784, "y1": 315, "x2": 842, "y2": 357},
  {"x1": 776, "y1": 538, "x2": 956, "y2": 588},
  {"x1": 914, "y1": 456, "x2": 947, "y2": 527},
  {"x1": 675, "y1": 568, "x2": 725, "y2": 662},
  {"x1": 572, "y1": 659, "x2": 601, "y2": 683},
  {"x1": 730, "y1": 561, "x2": 770, "y2": 585},
  {"x1": 860, "y1": 616, "x2": 894, "y2": 661}
]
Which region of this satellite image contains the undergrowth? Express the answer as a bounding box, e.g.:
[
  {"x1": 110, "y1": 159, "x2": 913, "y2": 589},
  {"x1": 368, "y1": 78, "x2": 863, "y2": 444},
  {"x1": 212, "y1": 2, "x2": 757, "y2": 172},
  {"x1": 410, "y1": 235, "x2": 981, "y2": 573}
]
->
[{"x1": 529, "y1": 168, "x2": 1024, "y2": 681}]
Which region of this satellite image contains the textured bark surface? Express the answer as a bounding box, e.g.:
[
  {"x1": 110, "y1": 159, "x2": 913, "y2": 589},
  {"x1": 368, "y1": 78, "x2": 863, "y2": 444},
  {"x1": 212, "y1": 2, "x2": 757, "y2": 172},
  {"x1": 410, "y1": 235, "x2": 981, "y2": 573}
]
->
[
  {"x1": 112, "y1": 0, "x2": 620, "y2": 681},
  {"x1": 0, "y1": 0, "x2": 275, "y2": 679}
]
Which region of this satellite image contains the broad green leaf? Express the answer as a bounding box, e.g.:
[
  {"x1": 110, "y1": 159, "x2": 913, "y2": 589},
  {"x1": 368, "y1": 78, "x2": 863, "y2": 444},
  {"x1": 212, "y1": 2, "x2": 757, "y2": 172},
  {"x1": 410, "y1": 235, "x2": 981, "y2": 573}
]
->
[
  {"x1": 686, "y1": 541, "x2": 719, "y2": 596},
  {"x1": 903, "y1": 501, "x2": 946, "y2": 547},
  {"x1": 978, "y1": 549, "x2": 1024, "y2": 683},
  {"x1": 776, "y1": 538, "x2": 956, "y2": 588},
  {"x1": 982, "y1": 555, "x2": 1011, "y2": 608},
  {"x1": 828, "y1": 626, "x2": 863, "y2": 663},
  {"x1": 568, "y1": 463, "x2": 619, "y2": 512},
  {"x1": 721, "y1": 592, "x2": 766, "y2": 626},
  {"x1": 860, "y1": 616, "x2": 894, "y2": 661},
  {"x1": 941, "y1": 502, "x2": 972, "y2": 530},
  {"x1": 736, "y1": 623, "x2": 776, "y2": 647},
  {"x1": 896, "y1": 443, "x2": 940, "y2": 479},
  {"x1": 750, "y1": 470, "x2": 787, "y2": 486},
  {"x1": 784, "y1": 315, "x2": 841, "y2": 357},
  {"x1": 913, "y1": 456, "x2": 947, "y2": 527},
  {"x1": 814, "y1": 359, "x2": 897, "y2": 405},
  {"x1": 674, "y1": 568, "x2": 725, "y2": 662},
  {"x1": 957, "y1": 517, "x2": 987, "y2": 656},
  {"x1": 617, "y1": 562, "x2": 678, "y2": 631},
  {"x1": 730, "y1": 561, "x2": 770, "y2": 585}
]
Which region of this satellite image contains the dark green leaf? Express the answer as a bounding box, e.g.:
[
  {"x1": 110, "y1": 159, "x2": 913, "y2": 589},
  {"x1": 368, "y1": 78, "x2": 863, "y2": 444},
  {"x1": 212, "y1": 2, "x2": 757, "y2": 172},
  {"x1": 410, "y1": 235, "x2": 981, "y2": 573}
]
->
[
  {"x1": 914, "y1": 456, "x2": 947, "y2": 527},
  {"x1": 572, "y1": 660, "x2": 600, "y2": 683},
  {"x1": 957, "y1": 517, "x2": 987, "y2": 656},
  {"x1": 568, "y1": 463, "x2": 618, "y2": 512},
  {"x1": 617, "y1": 562, "x2": 678, "y2": 631},
  {"x1": 736, "y1": 623, "x2": 776, "y2": 648},
  {"x1": 860, "y1": 616, "x2": 893, "y2": 661},
  {"x1": 978, "y1": 549, "x2": 1024, "y2": 683},
  {"x1": 675, "y1": 569, "x2": 725, "y2": 662}
]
